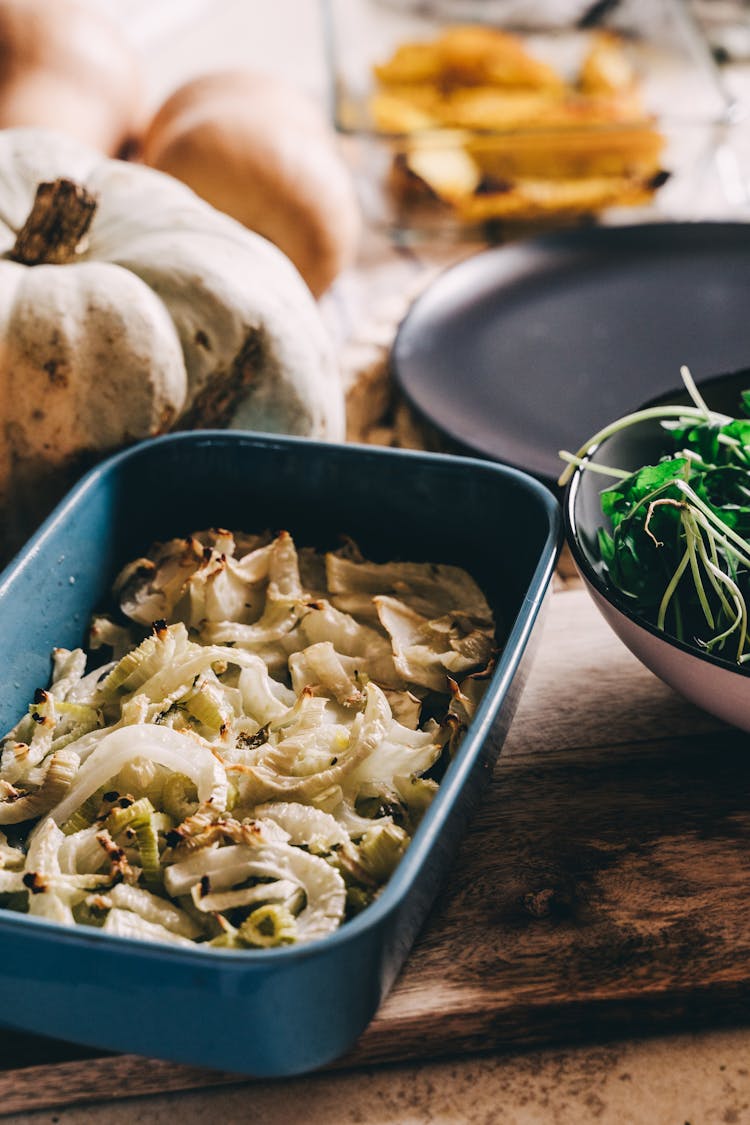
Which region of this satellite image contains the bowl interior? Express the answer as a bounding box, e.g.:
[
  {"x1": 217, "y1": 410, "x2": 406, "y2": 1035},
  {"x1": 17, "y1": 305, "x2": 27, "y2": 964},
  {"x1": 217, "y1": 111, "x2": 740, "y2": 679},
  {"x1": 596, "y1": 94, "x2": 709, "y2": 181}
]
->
[
  {"x1": 567, "y1": 416, "x2": 667, "y2": 586},
  {"x1": 565, "y1": 390, "x2": 750, "y2": 682},
  {"x1": 571, "y1": 365, "x2": 750, "y2": 588}
]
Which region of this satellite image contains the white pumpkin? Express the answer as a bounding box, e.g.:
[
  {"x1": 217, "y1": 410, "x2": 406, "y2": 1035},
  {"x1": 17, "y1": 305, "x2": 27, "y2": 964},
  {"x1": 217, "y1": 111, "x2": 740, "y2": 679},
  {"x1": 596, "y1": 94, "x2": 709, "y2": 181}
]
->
[{"x1": 0, "y1": 127, "x2": 344, "y2": 553}]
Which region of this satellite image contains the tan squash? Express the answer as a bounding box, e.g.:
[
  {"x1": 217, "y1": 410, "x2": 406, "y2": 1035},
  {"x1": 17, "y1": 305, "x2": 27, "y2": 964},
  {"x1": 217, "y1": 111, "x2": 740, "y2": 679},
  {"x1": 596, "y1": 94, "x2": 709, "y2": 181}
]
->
[
  {"x1": 0, "y1": 0, "x2": 144, "y2": 155},
  {"x1": 141, "y1": 71, "x2": 361, "y2": 298},
  {"x1": 0, "y1": 127, "x2": 343, "y2": 558}
]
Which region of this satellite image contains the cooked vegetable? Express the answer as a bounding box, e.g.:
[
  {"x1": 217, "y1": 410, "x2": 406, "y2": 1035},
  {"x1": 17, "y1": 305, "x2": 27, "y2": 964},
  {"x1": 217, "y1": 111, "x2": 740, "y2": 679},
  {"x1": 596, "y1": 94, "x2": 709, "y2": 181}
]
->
[
  {"x1": 373, "y1": 25, "x2": 666, "y2": 225},
  {"x1": 141, "y1": 71, "x2": 361, "y2": 298},
  {"x1": 0, "y1": 127, "x2": 343, "y2": 559},
  {"x1": 559, "y1": 366, "x2": 750, "y2": 665},
  {"x1": 0, "y1": 0, "x2": 143, "y2": 155},
  {"x1": 0, "y1": 531, "x2": 495, "y2": 950}
]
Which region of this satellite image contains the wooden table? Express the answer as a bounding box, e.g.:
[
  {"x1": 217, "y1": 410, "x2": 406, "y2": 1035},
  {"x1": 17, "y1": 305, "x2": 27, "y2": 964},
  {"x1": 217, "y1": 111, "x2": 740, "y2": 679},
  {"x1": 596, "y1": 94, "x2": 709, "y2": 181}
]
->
[{"x1": 2, "y1": 568, "x2": 749, "y2": 1119}]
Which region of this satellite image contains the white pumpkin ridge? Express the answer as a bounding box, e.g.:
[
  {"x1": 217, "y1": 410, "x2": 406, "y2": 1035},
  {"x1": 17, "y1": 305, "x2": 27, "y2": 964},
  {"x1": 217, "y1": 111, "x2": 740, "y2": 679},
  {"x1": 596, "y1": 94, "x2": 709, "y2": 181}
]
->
[{"x1": 0, "y1": 126, "x2": 343, "y2": 557}]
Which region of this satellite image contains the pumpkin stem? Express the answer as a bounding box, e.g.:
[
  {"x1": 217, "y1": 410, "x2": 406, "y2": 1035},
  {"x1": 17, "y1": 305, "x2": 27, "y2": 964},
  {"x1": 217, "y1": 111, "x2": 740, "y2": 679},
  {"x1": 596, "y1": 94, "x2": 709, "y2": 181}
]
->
[{"x1": 9, "y1": 178, "x2": 98, "y2": 266}]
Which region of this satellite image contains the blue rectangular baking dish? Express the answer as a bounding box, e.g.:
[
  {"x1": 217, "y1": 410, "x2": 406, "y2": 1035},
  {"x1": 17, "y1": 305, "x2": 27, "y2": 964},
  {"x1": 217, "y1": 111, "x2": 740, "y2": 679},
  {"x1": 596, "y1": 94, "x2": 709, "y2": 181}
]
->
[{"x1": 0, "y1": 431, "x2": 560, "y2": 1077}]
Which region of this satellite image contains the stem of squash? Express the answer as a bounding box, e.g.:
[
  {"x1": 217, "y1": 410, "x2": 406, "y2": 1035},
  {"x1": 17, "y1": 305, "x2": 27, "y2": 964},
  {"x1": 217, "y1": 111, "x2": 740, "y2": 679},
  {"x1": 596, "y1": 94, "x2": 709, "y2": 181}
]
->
[{"x1": 9, "y1": 178, "x2": 98, "y2": 266}]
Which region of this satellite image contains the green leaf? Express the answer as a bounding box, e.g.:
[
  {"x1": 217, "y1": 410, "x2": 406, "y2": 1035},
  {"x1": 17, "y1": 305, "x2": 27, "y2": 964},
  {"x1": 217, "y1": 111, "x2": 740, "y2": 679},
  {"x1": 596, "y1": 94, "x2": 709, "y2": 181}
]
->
[
  {"x1": 600, "y1": 458, "x2": 690, "y2": 522},
  {"x1": 666, "y1": 420, "x2": 723, "y2": 463},
  {"x1": 695, "y1": 467, "x2": 750, "y2": 536}
]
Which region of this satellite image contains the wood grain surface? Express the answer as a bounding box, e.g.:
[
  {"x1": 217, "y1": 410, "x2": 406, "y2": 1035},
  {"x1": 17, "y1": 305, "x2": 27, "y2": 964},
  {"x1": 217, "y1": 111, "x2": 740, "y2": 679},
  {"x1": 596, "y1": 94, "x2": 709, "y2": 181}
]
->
[{"x1": 1, "y1": 583, "x2": 748, "y2": 1116}]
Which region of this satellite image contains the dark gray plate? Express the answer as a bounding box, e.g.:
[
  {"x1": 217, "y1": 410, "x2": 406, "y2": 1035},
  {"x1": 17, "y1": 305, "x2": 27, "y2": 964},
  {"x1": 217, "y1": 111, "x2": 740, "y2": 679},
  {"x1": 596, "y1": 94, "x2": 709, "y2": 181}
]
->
[{"x1": 392, "y1": 222, "x2": 750, "y2": 482}]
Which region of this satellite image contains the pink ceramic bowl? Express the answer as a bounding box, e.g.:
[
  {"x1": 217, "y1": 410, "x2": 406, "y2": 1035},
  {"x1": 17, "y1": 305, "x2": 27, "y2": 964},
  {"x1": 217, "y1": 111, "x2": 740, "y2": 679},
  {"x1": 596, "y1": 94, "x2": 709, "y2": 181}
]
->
[{"x1": 564, "y1": 412, "x2": 750, "y2": 732}]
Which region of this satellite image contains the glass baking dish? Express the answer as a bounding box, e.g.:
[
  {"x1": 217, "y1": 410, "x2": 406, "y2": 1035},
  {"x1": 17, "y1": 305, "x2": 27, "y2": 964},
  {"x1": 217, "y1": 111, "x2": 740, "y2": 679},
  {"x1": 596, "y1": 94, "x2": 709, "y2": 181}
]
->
[{"x1": 322, "y1": 0, "x2": 733, "y2": 241}]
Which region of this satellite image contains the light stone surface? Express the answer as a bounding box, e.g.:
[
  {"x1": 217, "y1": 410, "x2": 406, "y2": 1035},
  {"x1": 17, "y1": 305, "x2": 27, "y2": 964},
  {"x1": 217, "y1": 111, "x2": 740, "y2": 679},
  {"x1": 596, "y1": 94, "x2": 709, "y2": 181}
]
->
[{"x1": 4, "y1": 1027, "x2": 750, "y2": 1124}]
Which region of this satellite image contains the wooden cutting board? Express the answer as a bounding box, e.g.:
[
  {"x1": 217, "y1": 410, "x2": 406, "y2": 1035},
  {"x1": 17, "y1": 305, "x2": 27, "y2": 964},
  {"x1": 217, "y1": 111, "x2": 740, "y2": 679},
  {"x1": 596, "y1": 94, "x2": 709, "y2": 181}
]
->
[{"x1": 1, "y1": 575, "x2": 749, "y2": 1116}]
